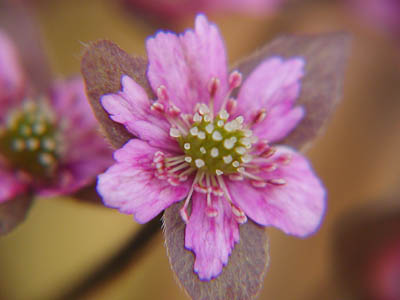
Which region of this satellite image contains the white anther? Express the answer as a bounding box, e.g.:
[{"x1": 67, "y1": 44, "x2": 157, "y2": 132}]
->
[
  {"x1": 205, "y1": 124, "x2": 214, "y2": 134},
  {"x1": 42, "y1": 138, "x2": 56, "y2": 151},
  {"x1": 39, "y1": 153, "x2": 55, "y2": 166},
  {"x1": 219, "y1": 110, "x2": 229, "y2": 120},
  {"x1": 241, "y1": 155, "x2": 253, "y2": 163},
  {"x1": 33, "y1": 123, "x2": 46, "y2": 135},
  {"x1": 200, "y1": 147, "x2": 206, "y2": 154},
  {"x1": 232, "y1": 161, "x2": 240, "y2": 168},
  {"x1": 184, "y1": 156, "x2": 193, "y2": 163},
  {"x1": 223, "y1": 138, "x2": 235, "y2": 150},
  {"x1": 217, "y1": 120, "x2": 224, "y2": 127},
  {"x1": 193, "y1": 113, "x2": 202, "y2": 122},
  {"x1": 216, "y1": 169, "x2": 223, "y2": 176},
  {"x1": 223, "y1": 155, "x2": 233, "y2": 164},
  {"x1": 240, "y1": 137, "x2": 252, "y2": 148},
  {"x1": 237, "y1": 167, "x2": 245, "y2": 173},
  {"x1": 190, "y1": 127, "x2": 199, "y2": 136},
  {"x1": 184, "y1": 143, "x2": 191, "y2": 150},
  {"x1": 170, "y1": 127, "x2": 181, "y2": 138},
  {"x1": 203, "y1": 114, "x2": 211, "y2": 122},
  {"x1": 242, "y1": 129, "x2": 252, "y2": 137},
  {"x1": 212, "y1": 131, "x2": 222, "y2": 141},
  {"x1": 210, "y1": 148, "x2": 219, "y2": 157},
  {"x1": 12, "y1": 139, "x2": 25, "y2": 151},
  {"x1": 235, "y1": 116, "x2": 244, "y2": 124},
  {"x1": 27, "y1": 138, "x2": 39, "y2": 150},
  {"x1": 198, "y1": 131, "x2": 206, "y2": 139},
  {"x1": 235, "y1": 147, "x2": 246, "y2": 155},
  {"x1": 195, "y1": 159, "x2": 205, "y2": 168},
  {"x1": 198, "y1": 104, "x2": 210, "y2": 115}
]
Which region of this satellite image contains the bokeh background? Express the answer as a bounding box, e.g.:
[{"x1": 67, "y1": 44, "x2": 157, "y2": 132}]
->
[{"x1": 1, "y1": 0, "x2": 400, "y2": 299}]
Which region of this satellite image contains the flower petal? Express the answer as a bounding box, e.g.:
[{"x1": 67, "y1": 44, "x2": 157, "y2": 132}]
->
[
  {"x1": 0, "y1": 30, "x2": 25, "y2": 120},
  {"x1": 185, "y1": 193, "x2": 240, "y2": 280},
  {"x1": 228, "y1": 146, "x2": 325, "y2": 237},
  {"x1": 235, "y1": 57, "x2": 304, "y2": 143},
  {"x1": 97, "y1": 139, "x2": 190, "y2": 223},
  {"x1": 36, "y1": 78, "x2": 113, "y2": 197},
  {"x1": 146, "y1": 14, "x2": 228, "y2": 114},
  {"x1": 101, "y1": 75, "x2": 179, "y2": 153},
  {"x1": 0, "y1": 168, "x2": 27, "y2": 203}
]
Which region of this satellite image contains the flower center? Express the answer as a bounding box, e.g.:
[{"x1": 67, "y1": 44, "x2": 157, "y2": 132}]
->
[
  {"x1": 0, "y1": 101, "x2": 60, "y2": 178},
  {"x1": 177, "y1": 106, "x2": 254, "y2": 175}
]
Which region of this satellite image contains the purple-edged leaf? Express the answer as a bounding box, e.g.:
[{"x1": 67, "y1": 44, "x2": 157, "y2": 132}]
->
[
  {"x1": 0, "y1": 195, "x2": 32, "y2": 235},
  {"x1": 234, "y1": 32, "x2": 351, "y2": 151},
  {"x1": 70, "y1": 184, "x2": 103, "y2": 205},
  {"x1": 81, "y1": 40, "x2": 152, "y2": 149},
  {"x1": 0, "y1": 1, "x2": 52, "y2": 93},
  {"x1": 163, "y1": 203, "x2": 269, "y2": 300}
]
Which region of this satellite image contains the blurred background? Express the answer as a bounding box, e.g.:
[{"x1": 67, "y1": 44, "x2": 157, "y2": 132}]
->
[{"x1": 1, "y1": 0, "x2": 400, "y2": 299}]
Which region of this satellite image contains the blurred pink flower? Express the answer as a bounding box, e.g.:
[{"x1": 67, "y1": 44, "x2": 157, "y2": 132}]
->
[
  {"x1": 97, "y1": 15, "x2": 325, "y2": 280},
  {"x1": 124, "y1": 0, "x2": 283, "y2": 21},
  {"x1": 348, "y1": 0, "x2": 400, "y2": 36},
  {"x1": 367, "y1": 237, "x2": 400, "y2": 300},
  {"x1": 0, "y1": 30, "x2": 113, "y2": 203}
]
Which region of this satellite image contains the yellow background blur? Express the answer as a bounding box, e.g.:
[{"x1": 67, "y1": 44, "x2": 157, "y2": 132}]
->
[{"x1": 1, "y1": 0, "x2": 400, "y2": 299}]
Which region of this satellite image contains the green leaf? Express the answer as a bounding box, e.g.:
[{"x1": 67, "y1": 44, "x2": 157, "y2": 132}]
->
[
  {"x1": 163, "y1": 203, "x2": 269, "y2": 300},
  {"x1": 0, "y1": 195, "x2": 33, "y2": 235},
  {"x1": 234, "y1": 32, "x2": 351, "y2": 151},
  {"x1": 81, "y1": 40, "x2": 152, "y2": 149}
]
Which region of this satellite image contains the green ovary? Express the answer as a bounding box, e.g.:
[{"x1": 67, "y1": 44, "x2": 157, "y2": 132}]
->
[{"x1": 178, "y1": 116, "x2": 249, "y2": 175}]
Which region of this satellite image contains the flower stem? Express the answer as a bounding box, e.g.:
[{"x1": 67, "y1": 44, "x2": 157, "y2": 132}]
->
[{"x1": 55, "y1": 216, "x2": 162, "y2": 300}]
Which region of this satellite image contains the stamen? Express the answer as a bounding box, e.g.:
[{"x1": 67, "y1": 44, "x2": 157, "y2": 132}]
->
[
  {"x1": 193, "y1": 113, "x2": 202, "y2": 122},
  {"x1": 228, "y1": 71, "x2": 242, "y2": 90},
  {"x1": 268, "y1": 178, "x2": 287, "y2": 185},
  {"x1": 151, "y1": 102, "x2": 164, "y2": 113},
  {"x1": 219, "y1": 110, "x2": 229, "y2": 120},
  {"x1": 180, "y1": 171, "x2": 203, "y2": 223},
  {"x1": 226, "y1": 98, "x2": 237, "y2": 114},
  {"x1": 169, "y1": 127, "x2": 181, "y2": 138},
  {"x1": 190, "y1": 126, "x2": 199, "y2": 136},
  {"x1": 156, "y1": 85, "x2": 169, "y2": 102}
]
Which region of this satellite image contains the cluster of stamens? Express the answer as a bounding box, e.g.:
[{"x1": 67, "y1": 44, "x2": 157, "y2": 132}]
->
[
  {"x1": 0, "y1": 100, "x2": 60, "y2": 178},
  {"x1": 150, "y1": 71, "x2": 291, "y2": 223}
]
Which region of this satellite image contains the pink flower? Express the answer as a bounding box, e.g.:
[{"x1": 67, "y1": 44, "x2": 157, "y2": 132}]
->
[
  {"x1": 97, "y1": 15, "x2": 326, "y2": 280},
  {"x1": 124, "y1": 0, "x2": 282, "y2": 21},
  {"x1": 347, "y1": 0, "x2": 400, "y2": 36},
  {"x1": 0, "y1": 30, "x2": 113, "y2": 203}
]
